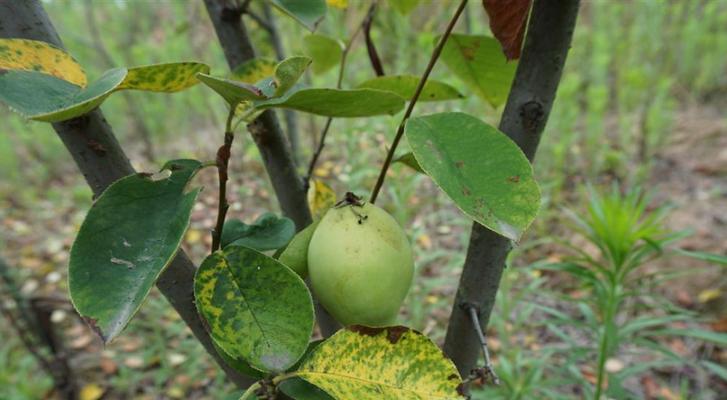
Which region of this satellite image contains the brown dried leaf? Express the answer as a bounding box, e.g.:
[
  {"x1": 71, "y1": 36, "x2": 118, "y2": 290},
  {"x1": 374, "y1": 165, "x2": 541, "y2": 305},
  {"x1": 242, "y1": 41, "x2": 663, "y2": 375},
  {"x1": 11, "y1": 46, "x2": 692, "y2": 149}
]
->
[{"x1": 482, "y1": 0, "x2": 532, "y2": 60}]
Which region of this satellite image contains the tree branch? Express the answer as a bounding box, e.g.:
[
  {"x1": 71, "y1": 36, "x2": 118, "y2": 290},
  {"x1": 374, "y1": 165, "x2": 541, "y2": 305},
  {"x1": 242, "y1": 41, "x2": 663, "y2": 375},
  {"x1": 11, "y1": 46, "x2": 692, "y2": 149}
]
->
[
  {"x1": 442, "y1": 0, "x2": 580, "y2": 376},
  {"x1": 0, "y1": 0, "x2": 254, "y2": 388},
  {"x1": 203, "y1": 0, "x2": 340, "y2": 337}
]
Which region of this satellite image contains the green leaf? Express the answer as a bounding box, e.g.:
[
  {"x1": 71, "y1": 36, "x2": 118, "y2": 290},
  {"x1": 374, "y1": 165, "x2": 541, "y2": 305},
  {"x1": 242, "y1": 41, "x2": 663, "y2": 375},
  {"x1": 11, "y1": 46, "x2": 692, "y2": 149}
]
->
[
  {"x1": 194, "y1": 246, "x2": 314, "y2": 373},
  {"x1": 256, "y1": 88, "x2": 405, "y2": 117},
  {"x1": 676, "y1": 249, "x2": 727, "y2": 266},
  {"x1": 303, "y1": 34, "x2": 343, "y2": 74},
  {"x1": 273, "y1": 56, "x2": 312, "y2": 96},
  {"x1": 230, "y1": 59, "x2": 277, "y2": 83},
  {"x1": 393, "y1": 152, "x2": 424, "y2": 173},
  {"x1": 389, "y1": 0, "x2": 420, "y2": 15},
  {"x1": 647, "y1": 328, "x2": 727, "y2": 346},
  {"x1": 0, "y1": 38, "x2": 87, "y2": 86},
  {"x1": 196, "y1": 73, "x2": 266, "y2": 106},
  {"x1": 293, "y1": 326, "x2": 463, "y2": 399},
  {"x1": 440, "y1": 34, "x2": 517, "y2": 107},
  {"x1": 118, "y1": 62, "x2": 209, "y2": 92},
  {"x1": 356, "y1": 75, "x2": 464, "y2": 102},
  {"x1": 268, "y1": 0, "x2": 327, "y2": 31},
  {"x1": 279, "y1": 378, "x2": 334, "y2": 400},
  {"x1": 69, "y1": 159, "x2": 203, "y2": 342},
  {"x1": 199, "y1": 57, "x2": 308, "y2": 105},
  {"x1": 278, "y1": 219, "x2": 321, "y2": 278},
  {"x1": 405, "y1": 112, "x2": 540, "y2": 240},
  {"x1": 221, "y1": 213, "x2": 296, "y2": 251},
  {"x1": 0, "y1": 68, "x2": 125, "y2": 122},
  {"x1": 701, "y1": 360, "x2": 727, "y2": 382}
]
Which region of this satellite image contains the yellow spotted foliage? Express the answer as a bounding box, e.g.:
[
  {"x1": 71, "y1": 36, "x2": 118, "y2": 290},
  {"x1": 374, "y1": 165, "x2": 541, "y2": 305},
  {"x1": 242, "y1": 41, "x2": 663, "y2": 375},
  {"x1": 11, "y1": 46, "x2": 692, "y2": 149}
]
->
[
  {"x1": 0, "y1": 38, "x2": 86, "y2": 86},
  {"x1": 295, "y1": 326, "x2": 464, "y2": 399}
]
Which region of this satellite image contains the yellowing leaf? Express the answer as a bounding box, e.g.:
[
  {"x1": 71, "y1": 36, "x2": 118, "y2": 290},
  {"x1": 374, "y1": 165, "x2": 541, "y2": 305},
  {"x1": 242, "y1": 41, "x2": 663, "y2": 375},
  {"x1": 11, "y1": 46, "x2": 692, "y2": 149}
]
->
[
  {"x1": 294, "y1": 326, "x2": 464, "y2": 399},
  {"x1": 118, "y1": 62, "x2": 210, "y2": 92},
  {"x1": 698, "y1": 288, "x2": 721, "y2": 303},
  {"x1": 326, "y1": 0, "x2": 348, "y2": 9},
  {"x1": 79, "y1": 383, "x2": 105, "y2": 400},
  {"x1": 307, "y1": 179, "x2": 336, "y2": 220},
  {"x1": 231, "y1": 58, "x2": 277, "y2": 83},
  {"x1": 0, "y1": 38, "x2": 87, "y2": 87}
]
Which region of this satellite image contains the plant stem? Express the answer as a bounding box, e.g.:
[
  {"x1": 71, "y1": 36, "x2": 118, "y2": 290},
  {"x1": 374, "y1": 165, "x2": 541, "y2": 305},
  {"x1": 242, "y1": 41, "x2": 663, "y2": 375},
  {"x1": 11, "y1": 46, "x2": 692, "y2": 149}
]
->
[
  {"x1": 305, "y1": 1, "x2": 377, "y2": 187},
  {"x1": 593, "y1": 288, "x2": 618, "y2": 400},
  {"x1": 369, "y1": 0, "x2": 468, "y2": 204},
  {"x1": 240, "y1": 382, "x2": 261, "y2": 400},
  {"x1": 211, "y1": 109, "x2": 237, "y2": 252}
]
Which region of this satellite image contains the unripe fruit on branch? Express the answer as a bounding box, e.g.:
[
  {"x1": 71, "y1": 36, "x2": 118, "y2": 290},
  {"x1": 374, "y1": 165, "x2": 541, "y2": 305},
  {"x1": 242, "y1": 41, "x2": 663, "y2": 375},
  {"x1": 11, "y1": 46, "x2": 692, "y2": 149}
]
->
[{"x1": 308, "y1": 193, "x2": 414, "y2": 327}]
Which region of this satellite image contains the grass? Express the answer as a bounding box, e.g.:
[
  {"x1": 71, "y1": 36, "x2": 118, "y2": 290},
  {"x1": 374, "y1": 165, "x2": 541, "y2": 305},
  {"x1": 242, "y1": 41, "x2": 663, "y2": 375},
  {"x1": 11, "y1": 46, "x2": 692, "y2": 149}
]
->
[{"x1": 1, "y1": 1, "x2": 726, "y2": 399}]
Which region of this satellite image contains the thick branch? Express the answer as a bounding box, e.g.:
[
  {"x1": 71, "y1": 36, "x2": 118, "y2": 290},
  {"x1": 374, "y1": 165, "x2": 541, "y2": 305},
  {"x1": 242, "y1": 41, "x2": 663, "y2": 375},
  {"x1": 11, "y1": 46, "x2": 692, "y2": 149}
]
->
[
  {"x1": 0, "y1": 0, "x2": 253, "y2": 388},
  {"x1": 203, "y1": 0, "x2": 340, "y2": 337},
  {"x1": 443, "y1": 0, "x2": 580, "y2": 376}
]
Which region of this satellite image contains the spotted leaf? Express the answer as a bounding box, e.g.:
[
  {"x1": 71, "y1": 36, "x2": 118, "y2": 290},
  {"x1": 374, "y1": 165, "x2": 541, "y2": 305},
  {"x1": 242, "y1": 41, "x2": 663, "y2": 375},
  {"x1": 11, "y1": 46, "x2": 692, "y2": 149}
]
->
[
  {"x1": 230, "y1": 58, "x2": 277, "y2": 83},
  {"x1": 69, "y1": 160, "x2": 203, "y2": 343},
  {"x1": 118, "y1": 62, "x2": 209, "y2": 92},
  {"x1": 292, "y1": 326, "x2": 464, "y2": 399},
  {"x1": 194, "y1": 245, "x2": 314, "y2": 373},
  {"x1": 405, "y1": 112, "x2": 540, "y2": 240},
  {"x1": 0, "y1": 38, "x2": 87, "y2": 86}
]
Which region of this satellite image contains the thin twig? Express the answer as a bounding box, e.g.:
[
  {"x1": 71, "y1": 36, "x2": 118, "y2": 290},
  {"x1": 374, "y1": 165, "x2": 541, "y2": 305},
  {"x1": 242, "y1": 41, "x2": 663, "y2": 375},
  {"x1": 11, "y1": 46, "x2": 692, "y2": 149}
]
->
[
  {"x1": 466, "y1": 304, "x2": 500, "y2": 385},
  {"x1": 304, "y1": 2, "x2": 377, "y2": 188},
  {"x1": 369, "y1": 0, "x2": 468, "y2": 204},
  {"x1": 244, "y1": 9, "x2": 274, "y2": 33},
  {"x1": 211, "y1": 109, "x2": 237, "y2": 252},
  {"x1": 363, "y1": 3, "x2": 385, "y2": 76}
]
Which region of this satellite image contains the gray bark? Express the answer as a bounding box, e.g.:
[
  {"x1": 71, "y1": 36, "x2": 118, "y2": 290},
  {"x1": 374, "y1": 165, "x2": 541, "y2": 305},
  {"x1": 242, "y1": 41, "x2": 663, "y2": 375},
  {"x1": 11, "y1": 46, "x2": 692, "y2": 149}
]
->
[
  {"x1": 443, "y1": 0, "x2": 580, "y2": 377},
  {"x1": 0, "y1": 0, "x2": 253, "y2": 388}
]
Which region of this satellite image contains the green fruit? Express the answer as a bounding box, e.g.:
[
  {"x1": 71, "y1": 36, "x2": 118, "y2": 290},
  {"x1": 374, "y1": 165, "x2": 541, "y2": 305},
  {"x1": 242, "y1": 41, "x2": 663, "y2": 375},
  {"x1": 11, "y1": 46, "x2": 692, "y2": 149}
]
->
[
  {"x1": 307, "y1": 197, "x2": 414, "y2": 327},
  {"x1": 278, "y1": 219, "x2": 321, "y2": 279}
]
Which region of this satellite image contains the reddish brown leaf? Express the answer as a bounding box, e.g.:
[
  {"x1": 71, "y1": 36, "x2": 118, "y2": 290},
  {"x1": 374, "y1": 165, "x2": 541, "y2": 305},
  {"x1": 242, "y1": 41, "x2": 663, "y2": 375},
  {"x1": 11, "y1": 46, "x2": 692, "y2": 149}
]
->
[{"x1": 482, "y1": 0, "x2": 532, "y2": 60}]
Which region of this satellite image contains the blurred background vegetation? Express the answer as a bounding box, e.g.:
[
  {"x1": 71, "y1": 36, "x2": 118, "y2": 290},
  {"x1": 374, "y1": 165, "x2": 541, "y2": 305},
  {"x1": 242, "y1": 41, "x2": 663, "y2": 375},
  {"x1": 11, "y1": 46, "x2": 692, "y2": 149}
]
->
[{"x1": 0, "y1": 1, "x2": 725, "y2": 399}]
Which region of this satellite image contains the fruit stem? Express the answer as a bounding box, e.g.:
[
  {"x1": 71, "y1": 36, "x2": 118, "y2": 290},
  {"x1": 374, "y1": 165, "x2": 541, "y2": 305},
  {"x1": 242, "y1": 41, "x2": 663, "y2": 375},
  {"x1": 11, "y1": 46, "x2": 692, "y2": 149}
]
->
[
  {"x1": 305, "y1": 1, "x2": 379, "y2": 188},
  {"x1": 211, "y1": 108, "x2": 237, "y2": 253},
  {"x1": 369, "y1": 0, "x2": 468, "y2": 204}
]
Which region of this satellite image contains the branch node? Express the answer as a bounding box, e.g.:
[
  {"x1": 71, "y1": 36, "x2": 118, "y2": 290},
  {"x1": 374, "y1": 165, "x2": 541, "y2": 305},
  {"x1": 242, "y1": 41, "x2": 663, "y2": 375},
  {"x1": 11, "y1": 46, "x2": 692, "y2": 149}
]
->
[{"x1": 519, "y1": 100, "x2": 544, "y2": 132}]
